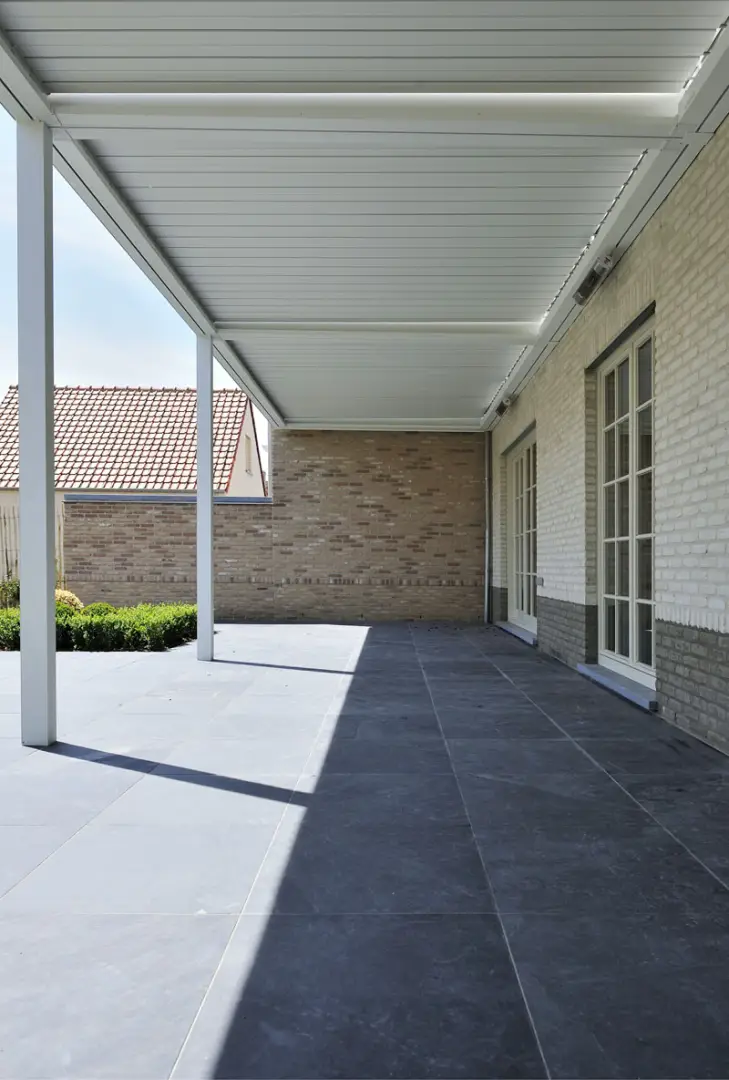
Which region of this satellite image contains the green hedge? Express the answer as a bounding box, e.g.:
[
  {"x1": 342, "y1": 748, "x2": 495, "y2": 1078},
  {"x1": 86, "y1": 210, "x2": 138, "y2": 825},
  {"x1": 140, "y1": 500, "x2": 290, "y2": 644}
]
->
[
  {"x1": 0, "y1": 579, "x2": 20, "y2": 609},
  {"x1": 0, "y1": 603, "x2": 197, "y2": 652}
]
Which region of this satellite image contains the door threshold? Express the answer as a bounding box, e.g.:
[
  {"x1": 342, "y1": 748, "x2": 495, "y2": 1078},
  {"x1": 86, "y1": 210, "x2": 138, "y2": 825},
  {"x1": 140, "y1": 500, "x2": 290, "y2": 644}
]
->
[
  {"x1": 495, "y1": 621, "x2": 537, "y2": 647},
  {"x1": 577, "y1": 663, "x2": 657, "y2": 712}
]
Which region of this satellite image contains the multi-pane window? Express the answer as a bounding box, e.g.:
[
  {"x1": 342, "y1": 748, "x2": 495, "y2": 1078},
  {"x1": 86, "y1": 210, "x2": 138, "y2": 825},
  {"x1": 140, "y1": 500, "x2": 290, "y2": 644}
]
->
[
  {"x1": 599, "y1": 329, "x2": 654, "y2": 683},
  {"x1": 509, "y1": 438, "x2": 537, "y2": 632}
]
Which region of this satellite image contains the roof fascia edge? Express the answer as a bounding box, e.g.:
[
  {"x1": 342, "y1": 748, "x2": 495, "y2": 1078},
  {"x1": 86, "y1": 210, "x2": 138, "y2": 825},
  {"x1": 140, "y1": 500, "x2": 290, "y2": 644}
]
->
[{"x1": 0, "y1": 26, "x2": 285, "y2": 429}]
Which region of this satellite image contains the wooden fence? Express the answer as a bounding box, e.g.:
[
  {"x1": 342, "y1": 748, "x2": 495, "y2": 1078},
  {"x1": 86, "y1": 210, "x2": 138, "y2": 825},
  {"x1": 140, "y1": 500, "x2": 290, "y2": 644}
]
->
[{"x1": 0, "y1": 503, "x2": 65, "y2": 584}]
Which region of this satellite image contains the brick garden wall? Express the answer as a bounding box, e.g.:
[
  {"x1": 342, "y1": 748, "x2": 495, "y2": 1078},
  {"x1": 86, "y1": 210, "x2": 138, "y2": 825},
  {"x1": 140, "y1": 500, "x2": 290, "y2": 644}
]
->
[{"x1": 64, "y1": 430, "x2": 486, "y2": 623}]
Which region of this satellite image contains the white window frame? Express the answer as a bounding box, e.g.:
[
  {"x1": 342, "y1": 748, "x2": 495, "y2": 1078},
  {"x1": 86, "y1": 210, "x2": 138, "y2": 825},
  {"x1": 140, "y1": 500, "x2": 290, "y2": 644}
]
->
[
  {"x1": 507, "y1": 432, "x2": 537, "y2": 634},
  {"x1": 244, "y1": 434, "x2": 253, "y2": 474},
  {"x1": 597, "y1": 322, "x2": 655, "y2": 689}
]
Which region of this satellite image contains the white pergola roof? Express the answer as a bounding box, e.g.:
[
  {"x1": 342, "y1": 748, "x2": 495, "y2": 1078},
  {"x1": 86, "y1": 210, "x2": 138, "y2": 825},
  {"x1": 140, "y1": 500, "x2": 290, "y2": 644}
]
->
[{"x1": 2, "y1": 1, "x2": 729, "y2": 429}]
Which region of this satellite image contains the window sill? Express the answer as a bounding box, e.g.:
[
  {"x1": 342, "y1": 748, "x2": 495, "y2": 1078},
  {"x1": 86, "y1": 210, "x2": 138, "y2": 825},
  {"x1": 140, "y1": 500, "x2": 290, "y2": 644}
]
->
[
  {"x1": 496, "y1": 621, "x2": 537, "y2": 647},
  {"x1": 577, "y1": 664, "x2": 657, "y2": 712}
]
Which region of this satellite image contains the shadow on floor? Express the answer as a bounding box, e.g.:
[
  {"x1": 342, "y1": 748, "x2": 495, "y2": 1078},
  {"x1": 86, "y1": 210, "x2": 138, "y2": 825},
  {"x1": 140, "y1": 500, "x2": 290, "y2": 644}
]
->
[
  {"x1": 194, "y1": 624, "x2": 729, "y2": 1080},
  {"x1": 33, "y1": 624, "x2": 729, "y2": 1079},
  {"x1": 42, "y1": 742, "x2": 308, "y2": 808}
]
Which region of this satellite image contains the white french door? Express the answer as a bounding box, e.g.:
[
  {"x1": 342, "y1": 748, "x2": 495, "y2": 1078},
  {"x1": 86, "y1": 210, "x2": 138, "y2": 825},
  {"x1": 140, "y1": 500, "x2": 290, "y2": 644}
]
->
[
  {"x1": 508, "y1": 436, "x2": 537, "y2": 633},
  {"x1": 598, "y1": 326, "x2": 655, "y2": 687}
]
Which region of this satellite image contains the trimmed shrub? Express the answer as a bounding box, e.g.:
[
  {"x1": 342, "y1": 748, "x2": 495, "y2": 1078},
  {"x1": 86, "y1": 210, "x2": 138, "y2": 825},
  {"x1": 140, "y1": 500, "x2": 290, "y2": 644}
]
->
[
  {"x1": 55, "y1": 589, "x2": 84, "y2": 611},
  {"x1": 0, "y1": 603, "x2": 197, "y2": 652},
  {"x1": 0, "y1": 608, "x2": 19, "y2": 650},
  {"x1": 0, "y1": 579, "x2": 19, "y2": 609},
  {"x1": 82, "y1": 602, "x2": 117, "y2": 616}
]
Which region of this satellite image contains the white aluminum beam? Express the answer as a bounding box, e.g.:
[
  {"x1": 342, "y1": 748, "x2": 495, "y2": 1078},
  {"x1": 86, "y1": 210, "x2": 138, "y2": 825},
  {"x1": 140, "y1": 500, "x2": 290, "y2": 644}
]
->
[
  {"x1": 49, "y1": 92, "x2": 681, "y2": 144},
  {"x1": 217, "y1": 320, "x2": 541, "y2": 340},
  {"x1": 286, "y1": 416, "x2": 483, "y2": 432},
  {"x1": 17, "y1": 120, "x2": 56, "y2": 747},
  {"x1": 196, "y1": 334, "x2": 214, "y2": 663}
]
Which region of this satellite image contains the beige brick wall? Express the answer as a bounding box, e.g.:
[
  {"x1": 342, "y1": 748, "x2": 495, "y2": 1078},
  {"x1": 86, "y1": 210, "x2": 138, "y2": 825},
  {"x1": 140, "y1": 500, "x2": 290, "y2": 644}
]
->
[
  {"x1": 491, "y1": 113, "x2": 729, "y2": 636},
  {"x1": 64, "y1": 430, "x2": 485, "y2": 622}
]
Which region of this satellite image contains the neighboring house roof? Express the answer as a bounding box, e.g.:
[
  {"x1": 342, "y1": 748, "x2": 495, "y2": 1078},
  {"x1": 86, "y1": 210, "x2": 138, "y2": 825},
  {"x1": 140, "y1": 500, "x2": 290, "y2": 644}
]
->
[{"x1": 0, "y1": 385, "x2": 251, "y2": 492}]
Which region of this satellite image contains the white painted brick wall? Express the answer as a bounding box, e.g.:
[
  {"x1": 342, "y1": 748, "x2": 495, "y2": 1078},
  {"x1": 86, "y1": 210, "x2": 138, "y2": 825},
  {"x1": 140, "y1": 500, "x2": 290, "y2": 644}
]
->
[
  {"x1": 491, "y1": 114, "x2": 729, "y2": 632},
  {"x1": 653, "y1": 119, "x2": 729, "y2": 635}
]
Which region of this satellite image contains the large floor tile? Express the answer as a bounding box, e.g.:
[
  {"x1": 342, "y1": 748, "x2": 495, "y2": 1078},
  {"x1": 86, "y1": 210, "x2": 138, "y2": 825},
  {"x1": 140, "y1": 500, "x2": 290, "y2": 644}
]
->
[
  {"x1": 117, "y1": 693, "x2": 230, "y2": 716},
  {"x1": 94, "y1": 769, "x2": 297, "y2": 827},
  {"x1": 578, "y1": 734, "x2": 729, "y2": 776},
  {"x1": 295, "y1": 771, "x2": 471, "y2": 828},
  {"x1": 458, "y1": 771, "x2": 639, "y2": 833},
  {"x1": 324, "y1": 711, "x2": 442, "y2": 740},
  {"x1": 205, "y1": 711, "x2": 327, "y2": 739},
  {"x1": 448, "y1": 737, "x2": 596, "y2": 777},
  {"x1": 505, "y1": 911, "x2": 729, "y2": 1078},
  {"x1": 0, "y1": 763, "x2": 147, "y2": 827},
  {"x1": 545, "y1": 707, "x2": 668, "y2": 740},
  {"x1": 156, "y1": 734, "x2": 318, "y2": 777},
  {"x1": 0, "y1": 914, "x2": 234, "y2": 1079},
  {"x1": 314, "y1": 733, "x2": 453, "y2": 774},
  {"x1": 478, "y1": 824, "x2": 729, "y2": 916},
  {"x1": 246, "y1": 815, "x2": 493, "y2": 914},
  {"x1": 76, "y1": 711, "x2": 218, "y2": 742},
  {"x1": 335, "y1": 699, "x2": 438, "y2": 722},
  {"x1": 0, "y1": 823, "x2": 275, "y2": 914},
  {"x1": 620, "y1": 771, "x2": 729, "y2": 882},
  {"x1": 438, "y1": 707, "x2": 561, "y2": 739},
  {"x1": 218, "y1": 695, "x2": 332, "y2": 720},
  {"x1": 427, "y1": 686, "x2": 520, "y2": 710},
  {"x1": 0, "y1": 714, "x2": 24, "y2": 738},
  {"x1": 0, "y1": 826, "x2": 77, "y2": 898},
  {"x1": 0, "y1": 741, "x2": 36, "y2": 769},
  {"x1": 174, "y1": 913, "x2": 546, "y2": 1080}
]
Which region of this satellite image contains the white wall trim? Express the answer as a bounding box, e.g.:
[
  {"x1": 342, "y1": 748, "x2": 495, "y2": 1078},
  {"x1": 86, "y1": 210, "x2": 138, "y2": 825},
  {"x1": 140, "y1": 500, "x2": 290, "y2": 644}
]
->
[{"x1": 655, "y1": 605, "x2": 729, "y2": 636}]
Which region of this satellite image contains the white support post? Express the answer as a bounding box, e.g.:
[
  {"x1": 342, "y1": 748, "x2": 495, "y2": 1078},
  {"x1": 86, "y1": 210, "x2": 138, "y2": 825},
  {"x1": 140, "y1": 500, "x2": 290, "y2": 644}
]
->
[
  {"x1": 196, "y1": 334, "x2": 214, "y2": 661},
  {"x1": 17, "y1": 121, "x2": 56, "y2": 746}
]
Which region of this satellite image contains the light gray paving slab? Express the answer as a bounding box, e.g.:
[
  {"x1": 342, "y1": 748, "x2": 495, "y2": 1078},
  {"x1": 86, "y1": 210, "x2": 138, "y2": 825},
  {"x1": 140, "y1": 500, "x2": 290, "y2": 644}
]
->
[
  {"x1": 0, "y1": 823, "x2": 276, "y2": 914},
  {"x1": 93, "y1": 768, "x2": 297, "y2": 828},
  {"x1": 0, "y1": 826, "x2": 79, "y2": 898},
  {"x1": 0, "y1": 914, "x2": 234, "y2": 1079}
]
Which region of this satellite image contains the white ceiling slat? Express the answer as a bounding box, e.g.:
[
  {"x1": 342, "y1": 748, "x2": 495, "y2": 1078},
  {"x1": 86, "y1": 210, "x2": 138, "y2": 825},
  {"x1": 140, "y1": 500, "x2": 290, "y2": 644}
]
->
[
  {"x1": 3, "y1": 0, "x2": 727, "y2": 22},
  {"x1": 191, "y1": 273, "x2": 570, "y2": 283},
  {"x1": 156, "y1": 222, "x2": 595, "y2": 234},
  {"x1": 179, "y1": 256, "x2": 579, "y2": 264},
  {"x1": 101, "y1": 152, "x2": 642, "y2": 169},
  {"x1": 132, "y1": 199, "x2": 614, "y2": 216},
  {"x1": 40, "y1": 57, "x2": 696, "y2": 76},
  {"x1": 81, "y1": 132, "x2": 671, "y2": 155},
  {"x1": 12, "y1": 30, "x2": 711, "y2": 58},
  {"x1": 144, "y1": 213, "x2": 601, "y2": 229},
  {"x1": 47, "y1": 80, "x2": 687, "y2": 94},
  {"x1": 126, "y1": 189, "x2": 621, "y2": 204},
  {"x1": 118, "y1": 175, "x2": 630, "y2": 191}
]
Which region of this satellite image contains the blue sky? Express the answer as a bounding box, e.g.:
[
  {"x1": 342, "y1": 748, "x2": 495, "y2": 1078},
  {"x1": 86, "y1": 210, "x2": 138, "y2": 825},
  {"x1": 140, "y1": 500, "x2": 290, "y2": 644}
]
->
[{"x1": 0, "y1": 105, "x2": 268, "y2": 463}]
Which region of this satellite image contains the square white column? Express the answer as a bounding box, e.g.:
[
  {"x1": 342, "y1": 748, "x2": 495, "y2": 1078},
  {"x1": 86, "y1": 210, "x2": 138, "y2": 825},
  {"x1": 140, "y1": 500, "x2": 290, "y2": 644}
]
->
[
  {"x1": 196, "y1": 334, "x2": 214, "y2": 661},
  {"x1": 17, "y1": 121, "x2": 56, "y2": 746}
]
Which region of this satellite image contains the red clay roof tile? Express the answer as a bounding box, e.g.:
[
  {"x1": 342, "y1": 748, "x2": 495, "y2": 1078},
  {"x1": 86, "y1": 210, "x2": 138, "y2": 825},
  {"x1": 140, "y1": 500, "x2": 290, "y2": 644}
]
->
[{"x1": 0, "y1": 386, "x2": 248, "y2": 493}]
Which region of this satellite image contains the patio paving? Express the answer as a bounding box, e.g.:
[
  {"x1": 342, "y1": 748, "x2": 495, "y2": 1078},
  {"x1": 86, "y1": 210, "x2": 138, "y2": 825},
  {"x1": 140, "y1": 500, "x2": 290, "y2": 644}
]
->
[{"x1": 0, "y1": 622, "x2": 728, "y2": 1078}]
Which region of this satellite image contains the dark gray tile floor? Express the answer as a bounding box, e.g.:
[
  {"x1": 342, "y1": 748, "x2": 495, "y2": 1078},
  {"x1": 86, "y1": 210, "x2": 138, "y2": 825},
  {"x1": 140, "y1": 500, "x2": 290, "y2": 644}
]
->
[{"x1": 1, "y1": 623, "x2": 729, "y2": 1078}]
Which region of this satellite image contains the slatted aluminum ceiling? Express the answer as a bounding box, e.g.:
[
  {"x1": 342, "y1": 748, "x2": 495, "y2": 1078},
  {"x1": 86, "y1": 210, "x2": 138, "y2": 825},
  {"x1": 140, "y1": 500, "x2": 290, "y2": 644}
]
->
[{"x1": 1, "y1": 1, "x2": 728, "y2": 427}]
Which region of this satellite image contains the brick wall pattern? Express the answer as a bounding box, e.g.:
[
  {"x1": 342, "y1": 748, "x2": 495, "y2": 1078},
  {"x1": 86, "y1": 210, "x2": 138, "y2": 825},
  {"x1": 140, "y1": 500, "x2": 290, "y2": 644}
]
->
[{"x1": 64, "y1": 431, "x2": 486, "y2": 623}]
